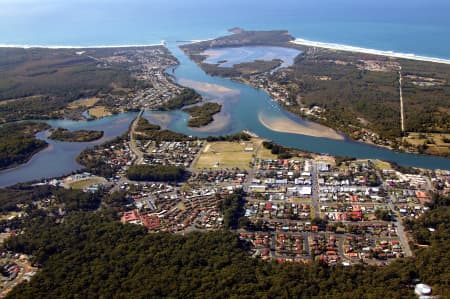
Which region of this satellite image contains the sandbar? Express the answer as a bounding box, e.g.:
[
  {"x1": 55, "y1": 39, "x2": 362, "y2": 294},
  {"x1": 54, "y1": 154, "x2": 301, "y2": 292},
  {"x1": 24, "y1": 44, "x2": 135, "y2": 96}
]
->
[
  {"x1": 144, "y1": 112, "x2": 174, "y2": 128},
  {"x1": 190, "y1": 112, "x2": 231, "y2": 133},
  {"x1": 258, "y1": 112, "x2": 344, "y2": 140},
  {"x1": 178, "y1": 78, "x2": 239, "y2": 97}
]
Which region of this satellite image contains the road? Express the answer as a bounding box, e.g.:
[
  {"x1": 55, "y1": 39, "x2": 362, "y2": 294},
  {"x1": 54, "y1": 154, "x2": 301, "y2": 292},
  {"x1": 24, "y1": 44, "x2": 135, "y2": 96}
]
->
[
  {"x1": 387, "y1": 194, "x2": 413, "y2": 257},
  {"x1": 311, "y1": 160, "x2": 321, "y2": 219},
  {"x1": 243, "y1": 141, "x2": 263, "y2": 192},
  {"x1": 187, "y1": 141, "x2": 206, "y2": 173},
  {"x1": 0, "y1": 260, "x2": 35, "y2": 298},
  {"x1": 399, "y1": 68, "x2": 405, "y2": 132},
  {"x1": 376, "y1": 169, "x2": 413, "y2": 257},
  {"x1": 129, "y1": 109, "x2": 145, "y2": 165}
]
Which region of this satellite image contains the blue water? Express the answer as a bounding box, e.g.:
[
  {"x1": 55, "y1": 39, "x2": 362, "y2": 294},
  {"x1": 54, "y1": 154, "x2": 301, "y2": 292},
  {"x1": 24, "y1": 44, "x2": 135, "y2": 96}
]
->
[
  {"x1": 1, "y1": 0, "x2": 450, "y2": 187},
  {"x1": 1, "y1": 0, "x2": 449, "y2": 59},
  {"x1": 145, "y1": 44, "x2": 450, "y2": 171},
  {"x1": 0, "y1": 113, "x2": 137, "y2": 187},
  {"x1": 203, "y1": 46, "x2": 301, "y2": 68}
]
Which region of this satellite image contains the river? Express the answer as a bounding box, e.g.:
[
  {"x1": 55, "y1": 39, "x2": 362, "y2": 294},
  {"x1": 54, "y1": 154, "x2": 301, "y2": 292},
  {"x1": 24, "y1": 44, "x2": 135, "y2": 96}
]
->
[{"x1": 1, "y1": 44, "x2": 450, "y2": 187}]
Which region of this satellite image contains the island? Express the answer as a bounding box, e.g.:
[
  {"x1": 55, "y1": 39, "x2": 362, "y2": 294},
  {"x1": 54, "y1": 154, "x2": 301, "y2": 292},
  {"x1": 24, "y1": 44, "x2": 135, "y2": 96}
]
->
[
  {"x1": 49, "y1": 128, "x2": 104, "y2": 142},
  {"x1": 0, "y1": 122, "x2": 50, "y2": 170},
  {"x1": 181, "y1": 29, "x2": 450, "y2": 157},
  {"x1": 183, "y1": 102, "x2": 222, "y2": 127}
]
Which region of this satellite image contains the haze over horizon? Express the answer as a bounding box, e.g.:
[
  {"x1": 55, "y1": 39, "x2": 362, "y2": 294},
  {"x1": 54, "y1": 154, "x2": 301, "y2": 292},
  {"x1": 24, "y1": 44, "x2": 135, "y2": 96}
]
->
[{"x1": 1, "y1": 0, "x2": 450, "y2": 58}]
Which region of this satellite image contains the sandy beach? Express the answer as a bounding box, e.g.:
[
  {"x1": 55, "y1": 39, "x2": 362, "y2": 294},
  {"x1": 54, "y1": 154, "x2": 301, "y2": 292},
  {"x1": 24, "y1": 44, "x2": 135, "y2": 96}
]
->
[
  {"x1": 291, "y1": 38, "x2": 450, "y2": 65},
  {"x1": 178, "y1": 78, "x2": 239, "y2": 97},
  {"x1": 0, "y1": 43, "x2": 164, "y2": 49},
  {"x1": 258, "y1": 112, "x2": 344, "y2": 140}
]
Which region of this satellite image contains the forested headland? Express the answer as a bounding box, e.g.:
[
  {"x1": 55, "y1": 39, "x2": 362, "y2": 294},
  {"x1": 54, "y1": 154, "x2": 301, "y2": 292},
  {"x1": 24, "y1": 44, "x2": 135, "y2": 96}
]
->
[{"x1": 0, "y1": 122, "x2": 50, "y2": 170}]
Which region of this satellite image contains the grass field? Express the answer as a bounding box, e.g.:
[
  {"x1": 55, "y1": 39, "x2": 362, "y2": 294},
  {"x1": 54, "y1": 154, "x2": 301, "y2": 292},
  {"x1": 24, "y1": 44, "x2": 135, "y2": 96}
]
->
[
  {"x1": 68, "y1": 177, "x2": 105, "y2": 190},
  {"x1": 68, "y1": 97, "x2": 100, "y2": 109},
  {"x1": 88, "y1": 106, "x2": 112, "y2": 118},
  {"x1": 403, "y1": 132, "x2": 450, "y2": 156},
  {"x1": 194, "y1": 140, "x2": 258, "y2": 170},
  {"x1": 257, "y1": 145, "x2": 277, "y2": 160},
  {"x1": 372, "y1": 160, "x2": 392, "y2": 170}
]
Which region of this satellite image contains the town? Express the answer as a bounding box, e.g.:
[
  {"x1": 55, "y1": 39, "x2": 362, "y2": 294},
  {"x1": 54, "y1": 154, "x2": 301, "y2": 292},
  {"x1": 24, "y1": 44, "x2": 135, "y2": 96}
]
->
[
  {"x1": 64, "y1": 46, "x2": 187, "y2": 120},
  {"x1": 16, "y1": 118, "x2": 447, "y2": 269}
]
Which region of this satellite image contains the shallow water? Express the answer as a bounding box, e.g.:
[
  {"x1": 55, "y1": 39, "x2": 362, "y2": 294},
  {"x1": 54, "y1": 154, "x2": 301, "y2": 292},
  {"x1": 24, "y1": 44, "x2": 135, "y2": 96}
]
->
[
  {"x1": 202, "y1": 46, "x2": 301, "y2": 69},
  {"x1": 0, "y1": 113, "x2": 137, "y2": 187},
  {"x1": 2, "y1": 43, "x2": 450, "y2": 188}
]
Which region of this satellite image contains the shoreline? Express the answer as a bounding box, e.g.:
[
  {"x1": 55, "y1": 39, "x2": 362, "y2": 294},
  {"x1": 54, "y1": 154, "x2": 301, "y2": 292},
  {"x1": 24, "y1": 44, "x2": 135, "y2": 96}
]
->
[
  {"x1": 258, "y1": 112, "x2": 344, "y2": 141},
  {"x1": 0, "y1": 42, "x2": 164, "y2": 49},
  {"x1": 291, "y1": 38, "x2": 450, "y2": 65}
]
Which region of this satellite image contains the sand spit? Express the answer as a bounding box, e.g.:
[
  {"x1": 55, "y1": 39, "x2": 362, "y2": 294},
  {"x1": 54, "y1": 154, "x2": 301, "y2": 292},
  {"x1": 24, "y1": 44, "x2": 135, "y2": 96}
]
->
[
  {"x1": 258, "y1": 112, "x2": 344, "y2": 140},
  {"x1": 178, "y1": 78, "x2": 240, "y2": 97}
]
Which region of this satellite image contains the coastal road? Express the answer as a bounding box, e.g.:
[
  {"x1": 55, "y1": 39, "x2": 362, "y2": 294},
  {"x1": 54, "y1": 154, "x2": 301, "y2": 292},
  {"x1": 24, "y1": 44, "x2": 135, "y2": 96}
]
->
[{"x1": 311, "y1": 161, "x2": 321, "y2": 219}]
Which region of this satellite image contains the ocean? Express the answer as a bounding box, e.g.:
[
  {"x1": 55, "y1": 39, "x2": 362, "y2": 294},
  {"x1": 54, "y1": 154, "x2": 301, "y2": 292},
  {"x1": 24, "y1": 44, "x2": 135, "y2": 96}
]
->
[{"x1": 1, "y1": 0, "x2": 450, "y2": 59}]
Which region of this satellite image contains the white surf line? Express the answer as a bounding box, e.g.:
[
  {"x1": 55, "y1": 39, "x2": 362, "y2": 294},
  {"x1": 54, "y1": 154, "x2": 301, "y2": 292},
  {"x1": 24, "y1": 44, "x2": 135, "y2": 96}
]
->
[
  {"x1": 291, "y1": 38, "x2": 450, "y2": 65},
  {"x1": 0, "y1": 42, "x2": 165, "y2": 49}
]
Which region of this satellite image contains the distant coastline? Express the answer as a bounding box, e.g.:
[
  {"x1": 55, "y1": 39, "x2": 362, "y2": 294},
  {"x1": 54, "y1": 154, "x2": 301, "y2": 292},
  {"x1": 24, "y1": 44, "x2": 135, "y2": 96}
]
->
[
  {"x1": 0, "y1": 42, "x2": 165, "y2": 49},
  {"x1": 3, "y1": 36, "x2": 450, "y2": 66},
  {"x1": 291, "y1": 38, "x2": 450, "y2": 65}
]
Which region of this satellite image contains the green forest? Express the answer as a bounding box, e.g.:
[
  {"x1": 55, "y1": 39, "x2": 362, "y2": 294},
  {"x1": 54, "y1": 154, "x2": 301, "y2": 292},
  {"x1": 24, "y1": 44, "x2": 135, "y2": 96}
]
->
[
  {"x1": 127, "y1": 165, "x2": 186, "y2": 182},
  {"x1": 1, "y1": 192, "x2": 449, "y2": 298},
  {"x1": 49, "y1": 128, "x2": 104, "y2": 142},
  {"x1": 159, "y1": 88, "x2": 201, "y2": 110},
  {"x1": 134, "y1": 117, "x2": 193, "y2": 142},
  {"x1": 0, "y1": 122, "x2": 50, "y2": 170},
  {"x1": 0, "y1": 47, "x2": 141, "y2": 122},
  {"x1": 183, "y1": 102, "x2": 222, "y2": 127}
]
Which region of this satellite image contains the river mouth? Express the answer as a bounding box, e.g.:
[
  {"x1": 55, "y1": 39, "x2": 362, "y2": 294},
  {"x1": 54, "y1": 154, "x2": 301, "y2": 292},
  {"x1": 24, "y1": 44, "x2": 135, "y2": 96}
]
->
[{"x1": 2, "y1": 43, "x2": 450, "y2": 188}]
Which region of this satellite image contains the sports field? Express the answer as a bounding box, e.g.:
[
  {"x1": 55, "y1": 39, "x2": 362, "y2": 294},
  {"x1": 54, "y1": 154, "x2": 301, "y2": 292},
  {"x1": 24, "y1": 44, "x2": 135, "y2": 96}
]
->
[{"x1": 194, "y1": 140, "x2": 259, "y2": 170}]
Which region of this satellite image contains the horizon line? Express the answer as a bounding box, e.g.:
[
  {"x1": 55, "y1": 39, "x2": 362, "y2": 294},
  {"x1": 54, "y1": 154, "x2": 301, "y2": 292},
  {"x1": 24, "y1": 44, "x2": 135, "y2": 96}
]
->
[{"x1": 1, "y1": 37, "x2": 449, "y2": 65}]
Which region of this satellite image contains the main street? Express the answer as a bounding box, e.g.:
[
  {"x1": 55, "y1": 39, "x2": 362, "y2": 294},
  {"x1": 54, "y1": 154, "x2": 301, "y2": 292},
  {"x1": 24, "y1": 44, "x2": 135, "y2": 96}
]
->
[{"x1": 311, "y1": 161, "x2": 321, "y2": 219}]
